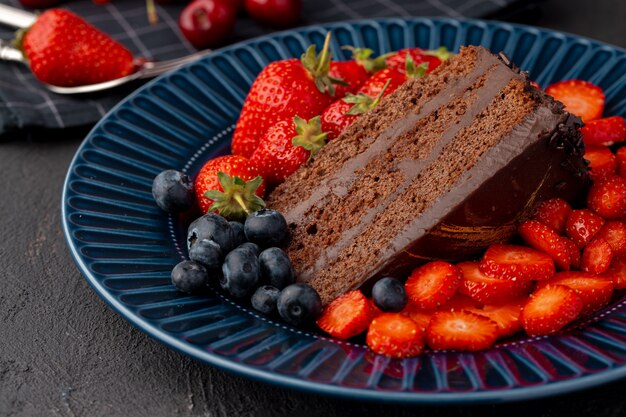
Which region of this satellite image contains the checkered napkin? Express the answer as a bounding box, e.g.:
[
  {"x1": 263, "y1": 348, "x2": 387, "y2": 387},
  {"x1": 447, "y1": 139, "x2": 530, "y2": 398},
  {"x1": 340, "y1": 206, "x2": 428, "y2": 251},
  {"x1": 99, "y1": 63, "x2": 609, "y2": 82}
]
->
[{"x1": 0, "y1": 0, "x2": 523, "y2": 137}]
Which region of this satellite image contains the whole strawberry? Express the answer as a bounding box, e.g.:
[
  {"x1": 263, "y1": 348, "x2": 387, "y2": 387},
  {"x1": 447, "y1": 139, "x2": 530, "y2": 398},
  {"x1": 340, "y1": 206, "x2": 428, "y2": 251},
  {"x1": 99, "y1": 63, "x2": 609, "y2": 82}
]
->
[
  {"x1": 328, "y1": 47, "x2": 388, "y2": 98},
  {"x1": 231, "y1": 33, "x2": 341, "y2": 158},
  {"x1": 250, "y1": 116, "x2": 327, "y2": 185},
  {"x1": 19, "y1": 9, "x2": 135, "y2": 87},
  {"x1": 194, "y1": 155, "x2": 266, "y2": 218},
  {"x1": 385, "y1": 47, "x2": 450, "y2": 75}
]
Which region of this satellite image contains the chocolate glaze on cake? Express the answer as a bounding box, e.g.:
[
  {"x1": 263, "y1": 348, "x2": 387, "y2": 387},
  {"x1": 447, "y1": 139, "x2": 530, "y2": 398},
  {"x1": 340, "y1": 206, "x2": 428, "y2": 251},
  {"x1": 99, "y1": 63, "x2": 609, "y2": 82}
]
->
[{"x1": 267, "y1": 46, "x2": 587, "y2": 305}]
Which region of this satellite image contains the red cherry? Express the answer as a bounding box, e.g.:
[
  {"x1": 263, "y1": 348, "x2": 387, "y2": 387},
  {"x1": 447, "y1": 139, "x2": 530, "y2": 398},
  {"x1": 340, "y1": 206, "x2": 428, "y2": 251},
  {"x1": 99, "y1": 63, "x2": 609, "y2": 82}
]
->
[
  {"x1": 19, "y1": 0, "x2": 59, "y2": 7},
  {"x1": 178, "y1": 0, "x2": 237, "y2": 49},
  {"x1": 244, "y1": 0, "x2": 302, "y2": 28}
]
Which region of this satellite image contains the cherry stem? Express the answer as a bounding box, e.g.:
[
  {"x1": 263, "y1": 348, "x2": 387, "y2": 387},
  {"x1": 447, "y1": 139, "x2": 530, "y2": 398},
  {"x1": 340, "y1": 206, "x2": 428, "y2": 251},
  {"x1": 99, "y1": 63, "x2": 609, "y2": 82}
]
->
[{"x1": 146, "y1": 0, "x2": 158, "y2": 25}]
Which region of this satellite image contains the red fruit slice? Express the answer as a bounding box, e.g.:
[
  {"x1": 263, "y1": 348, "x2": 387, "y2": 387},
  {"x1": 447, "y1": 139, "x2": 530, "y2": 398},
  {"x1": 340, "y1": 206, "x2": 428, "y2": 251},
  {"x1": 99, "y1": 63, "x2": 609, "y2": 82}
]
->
[
  {"x1": 605, "y1": 254, "x2": 626, "y2": 289},
  {"x1": 545, "y1": 79, "x2": 605, "y2": 121},
  {"x1": 440, "y1": 293, "x2": 483, "y2": 311},
  {"x1": 565, "y1": 209, "x2": 605, "y2": 248},
  {"x1": 405, "y1": 261, "x2": 462, "y2": 309},
  {"x1": 617, "y1": 147, "x2": 626, "y2": 179},
  {"x1": 426, "y1": 310, "x2": 499, "y2": 351},
  {"x1": 480, "y1": 244, "x2": 555, "y2": 281},
  {"x1": 519, "y1": 220, "x2": 571, "y2": 271},
  {"x1": 581, "y1": 237, "x2": 613, "y2": 275},
  {"x1": 563, "y1": 237, "x2": 582, "y2": 269},
  {"x1": 537, "y1": 271, "x2": 613, "y2": 317},
  {"x1": 521, "y1": 285, "x2": 583, "y2": 336},
  {"x1": 596, "y1": 221, "x2": 626, "y2": 255},
  {"x1": 581, "y1": 116, "x2": 626, "y2": 147},
  {"x1": 584, "y1": 146, "x2": 618, "y2": 182},
  {"x1": 317, "y1": 290, "x2": 375, "y2": 340},
  {"x1": 366, "y1": 313, "x2": 424, "y2": 358},
  {"x1": 401, "y1": 304, "x2": 432, "y2": 332},
  {"x1": 532, "y1": 198, "x2": 572, "y2": 234},
  {"x1": 587, "y1": 175, "x2": 626, "y2": 219},
  {"x1": 457, "y1": 261, "x2": 533, "y2": 304},
  {"x1": 472, "y1": 300, "x2": 524, "y2": 338}
]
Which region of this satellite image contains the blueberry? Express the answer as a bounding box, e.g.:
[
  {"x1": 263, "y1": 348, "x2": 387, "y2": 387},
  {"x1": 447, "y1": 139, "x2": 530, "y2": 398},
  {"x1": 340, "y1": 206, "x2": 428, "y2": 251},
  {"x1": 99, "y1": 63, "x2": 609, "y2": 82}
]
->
[
  {"x1": 187, "y1": 213, "x2": 233, "y2": 252},
  {"x1": 152, "y1": 170, "x2": 195, "y2": 213},
  {"x1": 188, "y1": 239, "x2": 223, "y2": 271},
  {"x1": 372, "y1": 277, "x2": 407, "y2": 312},
  {"x1": 277, "y1": 283, "x2": 322, "y2": 326},
  {"x1": 236, "y1": 242, "x2": 260, "y2": 257},
  {"x1": 259, "y1": 247, "x2": 295, "y2": 290},
  {"x1": 229, "y1": 221, "x2": 247, "y2": 248},
  {"x1": 171, "y1": 260, "x2": 209, "y2": 294},
  {"x1": 244, "y1": 209, "x2": 288, "y2": 247},
  {"x1": 220, "y1": 248, "x2": 260, "y2": 298},
  {"x1": 251, "y1": 285, "x2": 280, "y2": 315}
]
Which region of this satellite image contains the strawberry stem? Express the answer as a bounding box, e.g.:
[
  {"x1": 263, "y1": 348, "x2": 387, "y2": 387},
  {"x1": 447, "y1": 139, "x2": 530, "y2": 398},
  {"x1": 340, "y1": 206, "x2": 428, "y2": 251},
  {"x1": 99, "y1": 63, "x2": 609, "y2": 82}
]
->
[
  {"x1": 316, "y1": 32, "x2": 332, "y2": 76},
  {"x1": 234, "y1": 193, "x2": 251, "y2": 215}
]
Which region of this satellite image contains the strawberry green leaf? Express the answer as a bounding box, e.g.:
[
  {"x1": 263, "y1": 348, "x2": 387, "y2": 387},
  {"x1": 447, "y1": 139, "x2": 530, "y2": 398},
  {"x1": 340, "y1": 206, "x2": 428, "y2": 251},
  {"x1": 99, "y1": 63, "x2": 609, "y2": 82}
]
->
[
  {"x1": 301, "y1": 32, "x2": 347, "y2": 96},
  {"x1": 344, "y1": 79, "x2": 391, "y2": 115},
  {"x1": 292, "y1": 116, "x2": 328, "y2": 159},
  {"x1": 342, "y1": 46, "x2": 391, "y2": 73},
  {"x1": 424, "y1": 46, "x2": 452, "y2": 61},
  {"x1": 206, "y1": 172, "x2": 265, "y2": 221},
  {"x1": 405, "y1": 55, "x2": 429, "y2": 79}
]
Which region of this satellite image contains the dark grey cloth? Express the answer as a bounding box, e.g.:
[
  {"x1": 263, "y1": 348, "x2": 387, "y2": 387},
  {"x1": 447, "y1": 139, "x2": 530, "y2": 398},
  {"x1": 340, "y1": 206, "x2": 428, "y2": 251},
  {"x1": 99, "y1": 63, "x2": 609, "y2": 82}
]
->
[{"x1": 0, "y1": 0, "x2": 523, "y2": 136}]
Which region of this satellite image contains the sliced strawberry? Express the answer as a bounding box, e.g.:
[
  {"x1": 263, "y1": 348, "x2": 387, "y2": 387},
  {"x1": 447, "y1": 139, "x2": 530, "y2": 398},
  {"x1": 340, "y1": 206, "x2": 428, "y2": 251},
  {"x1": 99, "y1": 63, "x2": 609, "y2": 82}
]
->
[
  {"x1": 405, "y1": 261, "x2": 462, "y2": 309},
  {"x1": 596, "y1": 221, "x2": 626, "y2": 255},
  {"x1": 565, "y1": 209, "x2": 605, "y2": 248},
  {"x1": 521, "y1": 285, "x2": 583, "y2": 336},
  {"x1": 440, "y1": 293, "x2": 483, "y2": 311},
  {"x1": 457, "y1": 261, "x2": 533, "y2": 304},
  {"x1": 426, "y1": 310, "x2": 499, "y2": 351},
  {"x1": 401, "y1": 304, "x2": 432, "y2": 332},
  {"x1": 545, "y1": 79, "x2": 605, "y2": 122},
  {"x1": 563, "y1": 237, "x2": 582, "y2": 269},
  {"x1": 366, "y1": 313, "x2": 424, "y2": 358},
  {"x1": 472, "y1": 300, "x2": 524, "y2": 338},
  {"x1": 532, "y1": 198, "x2": 572, "y2": 234},
  {"x1": 581, "y1": 116, "x2": 626, "y2": 147},
  {"x1": 536, "y1": 271, "x2": 613, "y2": 317},
  {"x1": 587, "y1": 175, "x2": 626, "y2": 219},
  {"x1": 317, "y1": 290, "x2": 375, "y2": 340},
  {"x1": 604, "y1": 253, "x2": 626, "y2": 289},
  {"x1": 519, "y1": 220, "x2": 571, "y2": 271},
  {"x1": 584, "y1": 146, "x2": 618, "y2": 182},
  {"x1": 581, "y1": 237, "x2": 613, "y2": 275},
  {"x1": 480, "y1": 244, "x2": 555, "y2": 281},
  {"x1": 617, "y1": 147, "x2": 626, "y2": 179}
]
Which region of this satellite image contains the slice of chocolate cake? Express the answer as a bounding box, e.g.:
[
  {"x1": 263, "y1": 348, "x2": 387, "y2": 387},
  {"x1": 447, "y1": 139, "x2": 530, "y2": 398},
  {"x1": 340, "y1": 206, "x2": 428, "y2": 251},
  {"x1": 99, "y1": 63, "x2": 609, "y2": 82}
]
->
[{"x1": 267, "y1": 46, "x2": 587, "y2": 305}]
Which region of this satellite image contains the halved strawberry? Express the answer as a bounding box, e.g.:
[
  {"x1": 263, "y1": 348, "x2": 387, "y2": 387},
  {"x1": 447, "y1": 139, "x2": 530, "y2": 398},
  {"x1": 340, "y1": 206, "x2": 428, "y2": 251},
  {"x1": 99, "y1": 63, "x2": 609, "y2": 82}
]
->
[
  {"x1": 587, "y1": 175, "x2": 626, "y2": 219},
  {"x1": 405, "y1": 261, "x2": 462, "y2": 309},
  {"x1": 563, "y1": 237, "x2": 582, "y2": 269},
  {"x1": 617, "y1": 147, "x2": 626, "y2": 179},
  {"x1": 536, "y1": 271, "x2": 613, "y2": 317},
  {"x1": 457, "y1": 261, "x2": 533, "y2": 304},
  {"x1": 519, "y1": 220, "x2": 571, "y2": 271},
  {"x1": 565, "y1": 209, "x2": 605, "y2": 248},
  {"x1": 366, "y1": 313, "x2": 424, "y2": 358},
  {"x1": 440, "y1": 293, "x2": 483, "y2": 311},
  {"x1": 472, "y1": 300, "x2": 524, "y2": 338},
  {"x1": 605, "y1": 253, "x2": 626, "y2": 289},
  {"x1": 520, "y1": 285, "x2": 583, "y2": 336},
  {"x1": 480, "y1": 244, "x2": 555, "y2": 281},
  {"x1": 584, "y1": 146, "x2": 618, "y2": 182},
  {"x1": 545, "y1": 79, "x2": 605, "y2": 122},
  {"x1": 596, "y1": 221, "x2": 626, "y2": 255},
  {"x1": 317, "y1": 290, "x2": 375, "y2": 340},
  {"x1": 426, "y1": 310, "x2": 499, "y2": 351},
  {"x1": 581, "y1": 116, "x2": 626, "y2": 147},
  {"x1": 532, "y1": 198, "x2": 572, "y2": 234},
  {"x1": 581, "y1": 237, "x2": 613, "y2": 275}
]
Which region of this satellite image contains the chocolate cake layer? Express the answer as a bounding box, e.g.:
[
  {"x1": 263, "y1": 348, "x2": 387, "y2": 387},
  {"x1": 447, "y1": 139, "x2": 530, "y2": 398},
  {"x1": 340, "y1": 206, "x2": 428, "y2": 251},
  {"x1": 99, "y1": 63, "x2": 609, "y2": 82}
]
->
[{"x1": 267, "y1": 46, "x2": 587, "y2": 305}]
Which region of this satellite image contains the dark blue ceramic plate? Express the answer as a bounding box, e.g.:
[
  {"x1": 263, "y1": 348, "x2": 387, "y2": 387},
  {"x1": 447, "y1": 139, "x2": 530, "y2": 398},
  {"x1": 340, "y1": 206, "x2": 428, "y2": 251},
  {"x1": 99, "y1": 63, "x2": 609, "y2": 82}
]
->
[{"x1": 62, "y1": 18, "x2": 626, "y2": 404}]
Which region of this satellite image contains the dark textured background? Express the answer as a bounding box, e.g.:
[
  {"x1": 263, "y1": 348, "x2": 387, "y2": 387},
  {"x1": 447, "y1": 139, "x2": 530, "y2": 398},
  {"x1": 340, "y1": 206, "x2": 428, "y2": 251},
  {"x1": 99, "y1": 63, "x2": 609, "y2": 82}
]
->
[{"x1": 1, "y1": 0, "x2": 626, "y2": 416}]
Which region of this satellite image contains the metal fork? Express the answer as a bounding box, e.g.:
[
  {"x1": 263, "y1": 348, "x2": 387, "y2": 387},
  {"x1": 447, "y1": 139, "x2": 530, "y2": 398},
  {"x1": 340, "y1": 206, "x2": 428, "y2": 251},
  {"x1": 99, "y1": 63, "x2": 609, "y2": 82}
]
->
[{"x1": 0, "y1": 4, "x2": 211, "y2": 95}]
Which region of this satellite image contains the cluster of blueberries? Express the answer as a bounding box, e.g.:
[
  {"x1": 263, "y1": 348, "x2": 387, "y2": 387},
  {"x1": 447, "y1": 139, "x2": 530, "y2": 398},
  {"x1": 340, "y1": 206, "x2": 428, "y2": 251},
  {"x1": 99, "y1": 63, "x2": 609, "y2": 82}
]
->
[{"x1": 152, "y1": 170, "x2": 323, "y2": 326}]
